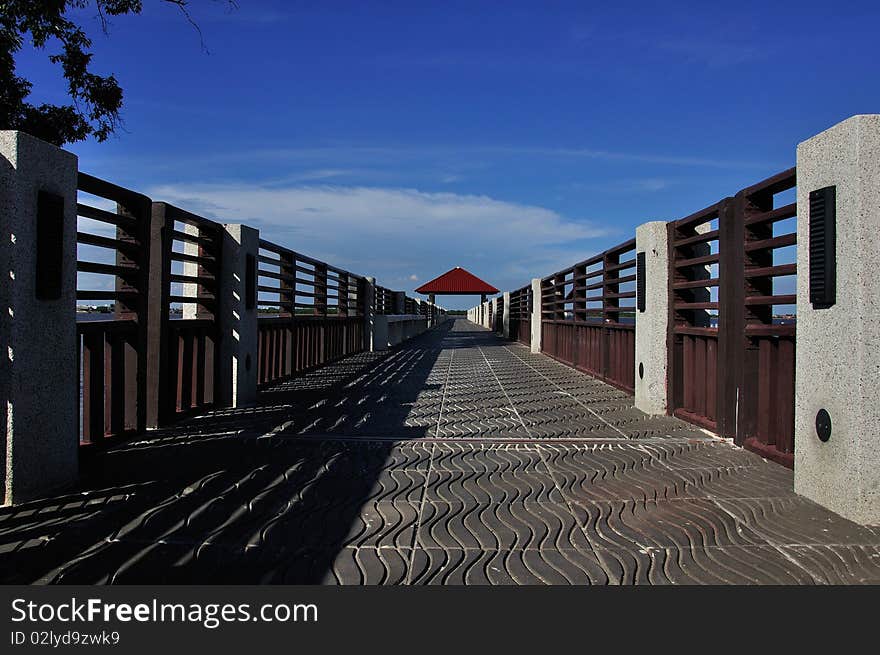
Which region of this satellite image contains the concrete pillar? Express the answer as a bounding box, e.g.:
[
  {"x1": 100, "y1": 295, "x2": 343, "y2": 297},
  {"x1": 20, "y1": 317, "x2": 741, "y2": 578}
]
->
[
  {"x1": 393, "y1": 291, "x2": 406, "y2": 315},
  {"x1": 794, "y1": 114, "x2": 880, "y2": 525},
  {"x1": 363, "y1": 276, "x2": 377, "y2": 351},
  {"x1": 530, "y1": 278, "x2": 542, "y2": 353},
  {"x1": 0, "y1": 131, "x2": 79, "y2": 504},
  {"x1": 634, "y1": 221, "x2": 669, "y2": 415},
  {"x1": 216, "y1": 224, "x2": 259, "y2": 408},
  {"x1": 502, "y1": 291, "x2": 511, "y2": 339}
]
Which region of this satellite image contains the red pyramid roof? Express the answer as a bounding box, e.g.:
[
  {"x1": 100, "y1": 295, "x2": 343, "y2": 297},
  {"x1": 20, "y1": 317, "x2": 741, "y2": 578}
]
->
[{"x1": 415, "y1": 267, "x2": 499, "y2": 294}]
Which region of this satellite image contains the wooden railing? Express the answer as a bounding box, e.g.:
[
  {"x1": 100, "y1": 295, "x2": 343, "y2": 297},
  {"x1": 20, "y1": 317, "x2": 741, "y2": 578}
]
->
[
  {"x1": 492, "y1": 169, "x2": 797, "y2": 466},
  {"x1": 668, "y1": 168, "x2": 797, "y2": 466},
  {"x1": 374, "y1": 285, "x2": 395, "y2": 315},
  {"x1": 539, "y1": 239, "x2": 637, "y2": 393},
  {"x1": 75, "y1": 173, "x2": 152, "y2": 444},
  {"x1": 509, "y1": 285, "x2": 531, "y2": 346},
  {"x1": 669, "y1": 203, "x2": 720, "y2": 430},
  {"x1": 159, "y1": 204, "x2": 223, "y2": 422},
  {"x1": 255, "y1": 239, "x2": 366, "y2": 387}
]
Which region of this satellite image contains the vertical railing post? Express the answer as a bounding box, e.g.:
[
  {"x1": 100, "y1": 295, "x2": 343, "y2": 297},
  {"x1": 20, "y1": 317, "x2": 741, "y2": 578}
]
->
[
  {"x1": 502, "y1": 291, "x2": 511, "y2": 339},
  {"x1": 145, "y1": 203, "x2": 170, "y2": 428},
  {"x1": 716, "y1": 196, "x2": 742, "y2": 440},
  {"x1": 339, "y1": 272, "x2": 349, "y2": 318},
  {"x1": 216, "y1": 224, "x2": 259, "y2": 408},
  {"x1": 1, "y1": 131, "x2": 79, "y2": 504},
  {"x1": 314, "y1": 262, "x2": 327, "y2": 363},
  {"x1": 602, "y1": 250, "x2": 619, "y2": 381},
  {"x1": 634, "y1": 221, "x2": 670, "y2": 415},
  {"x1": 111, "y1": 189, "x2": 153, "y2": 434},
  {"x1": 666, "y1": 222, "x2": 683, "y2": 414},
  {"x1": 530, "y1": 278, "x2": 542, "y2": 354},
  {"x1": 734, "y1": 188, "x2": 775, "y2": 446},
  {"x1": 314, "y1": 263, "x2": 328, "y2": 316},
  {"x1": 794, "y1": 114, "x2": 880, "y2": 525},
  {"x1": 279, "y1": 251, "x2": 295, "y2": 317}
]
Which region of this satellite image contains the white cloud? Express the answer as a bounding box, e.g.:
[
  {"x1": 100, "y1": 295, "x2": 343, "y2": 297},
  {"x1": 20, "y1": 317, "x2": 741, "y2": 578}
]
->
[{"x1": 147, "y1": 183, "x2": 612, "y2": 306}]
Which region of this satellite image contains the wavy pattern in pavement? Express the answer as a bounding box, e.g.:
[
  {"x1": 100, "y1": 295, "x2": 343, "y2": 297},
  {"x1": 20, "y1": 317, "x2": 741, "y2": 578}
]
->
[{"x1": 1, "y1": 319, "x2": 878, "y2": 585}]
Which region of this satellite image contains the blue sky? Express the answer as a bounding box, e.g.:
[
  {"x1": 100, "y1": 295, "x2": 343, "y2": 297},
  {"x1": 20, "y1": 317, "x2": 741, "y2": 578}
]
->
[{"x1": 18, "y1": 0, "x2": 880, "y2": 308}]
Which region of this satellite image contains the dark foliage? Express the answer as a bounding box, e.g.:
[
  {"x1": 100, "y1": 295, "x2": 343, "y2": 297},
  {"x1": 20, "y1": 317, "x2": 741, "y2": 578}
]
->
[{"x1": 0, "y1": 1, "x2": 232, "y2": 145}]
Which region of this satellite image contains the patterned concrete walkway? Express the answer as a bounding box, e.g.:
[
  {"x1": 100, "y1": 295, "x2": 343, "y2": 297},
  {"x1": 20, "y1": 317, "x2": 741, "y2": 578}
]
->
[{"x1": 2, "y1": 319, "x2": 879, "y2": 584}]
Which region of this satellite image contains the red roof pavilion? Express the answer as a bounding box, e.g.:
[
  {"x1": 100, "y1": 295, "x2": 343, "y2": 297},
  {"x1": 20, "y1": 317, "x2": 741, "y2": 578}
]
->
[{"x1": 415, "y1": 267, "x2": 499, "y2": 295}]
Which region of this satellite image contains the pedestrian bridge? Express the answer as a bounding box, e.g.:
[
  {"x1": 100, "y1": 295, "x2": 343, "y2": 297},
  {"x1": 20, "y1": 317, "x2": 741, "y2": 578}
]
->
[
  {"x1": 3, "y1": 116, "x2": 880, "y2": 585},
  {"x1": 2, "y1": 320, "x2": 878, "y2": 585}
]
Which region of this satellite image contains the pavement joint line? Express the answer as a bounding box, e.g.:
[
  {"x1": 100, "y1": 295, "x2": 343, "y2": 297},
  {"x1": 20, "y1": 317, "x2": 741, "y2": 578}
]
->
[
  {"x1": 405, "y1": 441, "x2": 435, "y2": 585},
  {"x1": 501, "y1": 344, "x2": 632, "y2": 439},
  {"x1": 406, "y1": 345, "x2": 454, "y2": 583},
  {"x1": 477, "y1": 345, "x2": 533, "y2": 440}
]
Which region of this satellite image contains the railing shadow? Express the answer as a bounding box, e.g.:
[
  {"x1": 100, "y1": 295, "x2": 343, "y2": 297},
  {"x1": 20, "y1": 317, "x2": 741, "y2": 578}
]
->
[{"x1": 0, "y1": 321, "x2": 459, "y2": 584}]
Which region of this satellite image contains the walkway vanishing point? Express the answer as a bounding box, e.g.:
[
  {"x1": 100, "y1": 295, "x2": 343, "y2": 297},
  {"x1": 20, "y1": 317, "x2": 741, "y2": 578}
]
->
[{"x1": 2, "y1": 320, "x2": 879, "y2": 585}]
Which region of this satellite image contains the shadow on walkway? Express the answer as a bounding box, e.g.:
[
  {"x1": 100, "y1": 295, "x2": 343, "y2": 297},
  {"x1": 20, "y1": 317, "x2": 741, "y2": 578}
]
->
[{"x1": 0, "y1": 322, "x2": 453, "y2": 583}]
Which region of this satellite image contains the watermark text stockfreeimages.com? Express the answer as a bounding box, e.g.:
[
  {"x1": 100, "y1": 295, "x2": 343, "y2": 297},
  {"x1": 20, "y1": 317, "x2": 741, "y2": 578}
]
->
[{"x1": 11, "y1": 597, "x2": 318, "y2": 630}]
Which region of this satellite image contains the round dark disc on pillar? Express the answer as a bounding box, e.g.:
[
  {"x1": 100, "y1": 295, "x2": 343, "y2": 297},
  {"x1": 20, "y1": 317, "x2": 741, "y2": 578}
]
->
[{"x1": 816, "y1": 408, "x2": 832, "y2": 442}]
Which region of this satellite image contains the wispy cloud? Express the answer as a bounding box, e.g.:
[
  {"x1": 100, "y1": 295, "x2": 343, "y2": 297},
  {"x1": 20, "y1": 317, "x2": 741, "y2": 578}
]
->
[
  {"x1": 657, "y1": 39, "x2": 768, "y2": 68},
  {"x1": 205, "y1": 144, "x2": 771, "y2": 171},
  {"x1": 147, "y1": 182, "x2": 613, "y2": 301},
  {"x1": 570, "y1": 177, "x2": 674, "y2": 193},
  {"x1": 80, "y1": 142, "x2": 775, "y2": 179}
]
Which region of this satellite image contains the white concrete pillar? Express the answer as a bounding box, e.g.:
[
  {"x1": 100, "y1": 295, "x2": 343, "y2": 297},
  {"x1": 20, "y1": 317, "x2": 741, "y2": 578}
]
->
[
  {"x1": 530, "y1": 278, "x2": 542, "y2": 353},
  {"x1": 217, "y1": 224, "x2": 259, "y2": 408},
  {"x1": 634, "y1": 221, "x2": 669, "y2": 415},
  {"x1": 363, "y1": 276, "x2": 377, "y2": 351},
  {"x1": 502, "y1": 291, "x2": 511, "y2": 339},
  {"x1": 794, "y1": 114, "x2": 880, "y2": 525},
  {"x1": 1, "y1": 131, "x2": 79, "y2": 504}
]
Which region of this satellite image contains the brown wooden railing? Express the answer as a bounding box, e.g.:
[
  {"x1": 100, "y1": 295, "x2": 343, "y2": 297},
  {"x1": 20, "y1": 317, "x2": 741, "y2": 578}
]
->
[
  {"x1": 509, "y1": 285, "x2": 531, "y2": 346},
  {"x1": 76, "y1": 173, "x2": 152, "y2": 444},
  {"x1": 738, "y1": 169, "x2": 797, "y2": 465},
  {"x1": 255, "y1": 239, "x2": 366, "y2": 387},
  {"x1": 669, "y1": 203, "x2": 720, "y2": 431},
  {"x1": 159, "y1": 204, "x2": 223, "y2": 422},
  {"x1": 668, "y1": 168, "x2": 797, "y2": 466},
  {"x1": 492, "y1": 167, "x2": 797, "y2": 467},
  {"x1": 374, "y1": 286, "x2": 395, "y2": 315},
  {"x1": 540, "y1": 239, "x2": 637, "y2": 393},
  {"x1": 73, "y1": 166, "x2": 445, "y2": 449}
]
